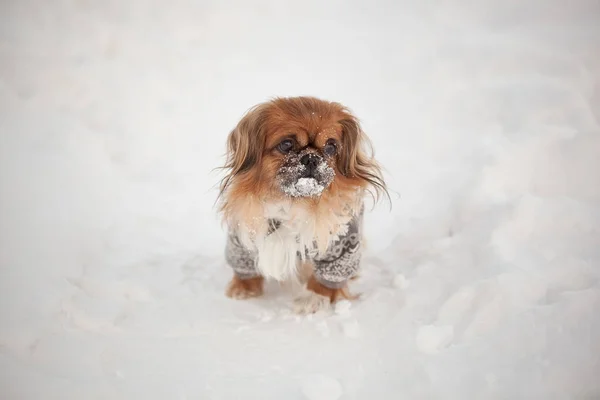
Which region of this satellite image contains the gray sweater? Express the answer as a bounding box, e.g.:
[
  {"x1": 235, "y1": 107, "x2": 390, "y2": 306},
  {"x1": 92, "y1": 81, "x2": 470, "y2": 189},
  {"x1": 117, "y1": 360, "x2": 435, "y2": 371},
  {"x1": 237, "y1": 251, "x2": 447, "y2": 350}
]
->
[{"x1": 225, "y1": 209, "x2": 363, "y2": 289}]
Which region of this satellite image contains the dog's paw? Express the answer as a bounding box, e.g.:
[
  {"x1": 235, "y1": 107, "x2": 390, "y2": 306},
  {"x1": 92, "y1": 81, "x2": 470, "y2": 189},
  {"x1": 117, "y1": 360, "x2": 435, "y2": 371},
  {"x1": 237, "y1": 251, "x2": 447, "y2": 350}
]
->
[
  {"x1": 226, "y1": 276, "x2": 264, "y2": 300},
  {"x1": 293, "y1": 290, "x2": 331, "y2": 314}
]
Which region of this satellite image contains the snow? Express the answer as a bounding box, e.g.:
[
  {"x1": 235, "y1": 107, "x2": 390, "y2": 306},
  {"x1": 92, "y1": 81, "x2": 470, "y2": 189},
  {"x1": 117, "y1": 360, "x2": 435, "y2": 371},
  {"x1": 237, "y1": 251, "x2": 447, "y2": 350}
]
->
[
  {"x1": 290, "y1": 177, "x2": 326, "y2": 198},
  {"x1": 416, "y1": 325, "x2": 455, "y2": 354},
  {"x1": 301, "y1": 374, "x2": 343, "y2": 400},
  {"x1": 392, "y1": 273, "x2": 410, "y2": 289},
  {"x1": 1, "y1": 0, "x2": 599, "y2": 399}
]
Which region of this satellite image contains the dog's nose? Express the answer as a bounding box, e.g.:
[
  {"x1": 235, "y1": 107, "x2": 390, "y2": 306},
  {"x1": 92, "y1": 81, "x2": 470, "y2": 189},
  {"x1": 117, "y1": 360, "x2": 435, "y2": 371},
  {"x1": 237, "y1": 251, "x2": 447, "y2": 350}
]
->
[{"x1": 300, "y1": 153, "x2": 320, "y2": 177}]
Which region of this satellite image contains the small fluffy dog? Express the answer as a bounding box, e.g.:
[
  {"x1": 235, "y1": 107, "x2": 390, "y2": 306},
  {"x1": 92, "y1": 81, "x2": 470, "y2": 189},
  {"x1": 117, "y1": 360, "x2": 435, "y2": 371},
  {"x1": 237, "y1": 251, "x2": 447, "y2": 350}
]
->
[{"x1": 217, "y1": 96, "x2": 387, "y2": 314}]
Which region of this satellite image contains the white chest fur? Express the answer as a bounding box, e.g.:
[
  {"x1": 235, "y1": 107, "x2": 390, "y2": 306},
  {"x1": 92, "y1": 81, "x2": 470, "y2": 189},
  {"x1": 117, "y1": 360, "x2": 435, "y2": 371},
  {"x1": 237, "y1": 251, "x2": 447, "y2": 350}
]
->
[{"x1": 236, "y1": 202, "x2": 352, "y2": 282}]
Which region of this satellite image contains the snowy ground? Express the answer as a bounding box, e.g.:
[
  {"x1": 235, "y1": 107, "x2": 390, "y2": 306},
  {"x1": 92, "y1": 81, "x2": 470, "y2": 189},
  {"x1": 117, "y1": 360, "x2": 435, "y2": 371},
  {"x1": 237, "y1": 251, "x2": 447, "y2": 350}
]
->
[{"x1": 1, "y1": 0, "x2": 600, "y2": 399}]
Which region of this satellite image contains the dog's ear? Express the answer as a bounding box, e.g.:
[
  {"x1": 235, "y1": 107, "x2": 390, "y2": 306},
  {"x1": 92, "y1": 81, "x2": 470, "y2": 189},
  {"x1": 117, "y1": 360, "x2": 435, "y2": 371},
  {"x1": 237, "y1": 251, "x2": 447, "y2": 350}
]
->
[
  {"x1": 219, "y1": 104, "x2": 268, "y2": 196},
  {"x1": 338, "y1": 114, "x2": 388, "y2": 202}
]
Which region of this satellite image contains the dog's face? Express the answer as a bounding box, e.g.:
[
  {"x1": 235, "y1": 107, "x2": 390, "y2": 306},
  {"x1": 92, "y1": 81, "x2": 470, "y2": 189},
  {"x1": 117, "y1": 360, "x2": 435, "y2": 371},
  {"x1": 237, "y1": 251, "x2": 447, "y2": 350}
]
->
[
  {"x1": 266, "y1": 116, "x2": 341, "y2": 198},
  {"x1": 218, "y1": 97, "x2": 386, "y2": 221}
]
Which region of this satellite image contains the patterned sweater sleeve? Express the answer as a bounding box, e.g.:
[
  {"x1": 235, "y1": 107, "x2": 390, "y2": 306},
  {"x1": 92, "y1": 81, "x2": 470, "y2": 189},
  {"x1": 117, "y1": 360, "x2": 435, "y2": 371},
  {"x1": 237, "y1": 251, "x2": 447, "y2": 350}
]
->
[
  {"x1": 312, "y1": 209, "x2": 363, "y2": 289},
  {"x1": 225, "y1": 231, "x2": 260, "y2": 279}
]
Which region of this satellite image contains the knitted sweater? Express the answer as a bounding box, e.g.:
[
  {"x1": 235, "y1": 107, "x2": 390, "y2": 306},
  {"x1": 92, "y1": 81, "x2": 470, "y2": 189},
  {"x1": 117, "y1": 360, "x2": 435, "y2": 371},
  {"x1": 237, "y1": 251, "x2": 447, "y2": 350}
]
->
[{"x1": 225, "y1": 209, "x2": 363, "y2": 289}]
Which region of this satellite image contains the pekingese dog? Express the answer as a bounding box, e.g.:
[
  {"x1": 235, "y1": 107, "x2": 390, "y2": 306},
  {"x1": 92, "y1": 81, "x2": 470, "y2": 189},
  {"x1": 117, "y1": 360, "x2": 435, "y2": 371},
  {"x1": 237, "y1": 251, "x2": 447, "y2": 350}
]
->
[{"x1": 217, "y1": 96, "x2": 387, "y2": 314}]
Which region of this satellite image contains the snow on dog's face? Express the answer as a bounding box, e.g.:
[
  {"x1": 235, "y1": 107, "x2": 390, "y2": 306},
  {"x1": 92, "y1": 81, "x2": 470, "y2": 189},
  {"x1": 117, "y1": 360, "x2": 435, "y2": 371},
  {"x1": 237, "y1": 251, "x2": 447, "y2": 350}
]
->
[
  {"x1": 217, "y1": 96, "x2": 388, "y2": 227},
  {"x1": 277, "y1": 147, "x2": 335, "y2": 198}
]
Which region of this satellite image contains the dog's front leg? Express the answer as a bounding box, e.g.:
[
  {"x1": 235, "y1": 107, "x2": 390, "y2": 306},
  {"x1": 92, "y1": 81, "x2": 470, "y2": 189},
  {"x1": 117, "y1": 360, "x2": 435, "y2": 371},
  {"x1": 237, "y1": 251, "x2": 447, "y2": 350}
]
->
[
  {"x1": 224, "y1": 231, "x2": 264, "y2": 299},
  {"x1": 226, "y1": 274, "x2": 264, "y2": 299},
  {"x1": 293, "y1": 275, "x2": 360, "y2": 314},
  {"x1": 293, "y1": 214, "x2": 362, "y2": 314}
]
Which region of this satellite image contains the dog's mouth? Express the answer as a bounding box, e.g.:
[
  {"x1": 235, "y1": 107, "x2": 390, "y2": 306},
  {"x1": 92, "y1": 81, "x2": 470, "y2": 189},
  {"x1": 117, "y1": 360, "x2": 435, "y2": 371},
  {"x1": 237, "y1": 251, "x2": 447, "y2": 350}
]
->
[{"x1": 277, "y1": 151, "x2": 335, "y2": 198}]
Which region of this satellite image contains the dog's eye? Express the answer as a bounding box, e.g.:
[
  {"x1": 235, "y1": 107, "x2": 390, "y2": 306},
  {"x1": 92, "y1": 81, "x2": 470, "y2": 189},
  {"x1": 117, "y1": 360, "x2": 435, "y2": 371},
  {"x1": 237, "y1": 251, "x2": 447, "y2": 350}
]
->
[
  {"x1": 278, "y1": 139, "x2": 294, "y2": 154},
  {"x1": 323, "y1": 139, "x2": 337, "y2": 156}
]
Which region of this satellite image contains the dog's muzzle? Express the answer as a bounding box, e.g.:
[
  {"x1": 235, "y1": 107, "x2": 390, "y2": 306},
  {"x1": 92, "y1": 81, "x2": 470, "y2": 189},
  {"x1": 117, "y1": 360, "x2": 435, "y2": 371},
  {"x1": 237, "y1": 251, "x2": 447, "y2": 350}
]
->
[{"x1": 277, "y1": 151, "x2": 335, "y2": 198}]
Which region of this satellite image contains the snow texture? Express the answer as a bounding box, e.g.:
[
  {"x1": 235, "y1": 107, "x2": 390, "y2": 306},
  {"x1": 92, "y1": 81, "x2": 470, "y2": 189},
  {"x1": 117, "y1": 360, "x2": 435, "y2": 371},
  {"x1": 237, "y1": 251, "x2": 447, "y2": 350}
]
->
[
  {"x1": 293, "y1": 177, "x2": 325, "y2": 197},
  {"x1": 416, "y1": 325, "x2": 455, "y2": 354},
  {"x1": 301, "y1": 375, "x2": 343, "y2": 400},
  {"x1": 1, "y1": 0, "x2": 600, "y2": 399}
]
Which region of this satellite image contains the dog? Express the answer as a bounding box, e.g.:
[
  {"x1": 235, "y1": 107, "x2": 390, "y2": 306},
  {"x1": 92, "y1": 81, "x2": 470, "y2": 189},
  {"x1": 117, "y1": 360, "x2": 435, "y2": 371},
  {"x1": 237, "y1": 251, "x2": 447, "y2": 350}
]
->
[{"x1": 217, "y1": 96, "x2": 387, "y2": 314}]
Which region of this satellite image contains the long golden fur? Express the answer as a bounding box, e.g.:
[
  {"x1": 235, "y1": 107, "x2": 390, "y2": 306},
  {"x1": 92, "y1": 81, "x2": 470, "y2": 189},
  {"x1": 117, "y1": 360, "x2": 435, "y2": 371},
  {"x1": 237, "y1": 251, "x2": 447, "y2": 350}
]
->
[{"x1": 217, "y1": 96, "x2": 388, "y2": 309}]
